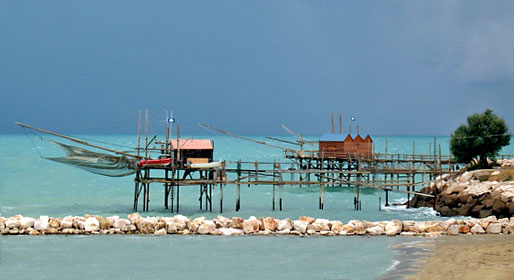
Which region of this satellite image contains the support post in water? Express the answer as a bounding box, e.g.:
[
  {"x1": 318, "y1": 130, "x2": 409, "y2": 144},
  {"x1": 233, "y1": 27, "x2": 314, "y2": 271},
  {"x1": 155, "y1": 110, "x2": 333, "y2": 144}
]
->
[
  {"x1": 220, "y1": 184, "x2": 223, "y2": 213},
  {"x1": 236, "y1": 160, "x2": 241, "y2": 211}
]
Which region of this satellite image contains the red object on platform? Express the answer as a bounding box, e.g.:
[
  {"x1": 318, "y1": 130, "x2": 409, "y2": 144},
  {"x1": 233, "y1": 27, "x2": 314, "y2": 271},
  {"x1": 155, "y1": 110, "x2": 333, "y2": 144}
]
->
[{"x1": 137, "y1": 158, "x2": 173, "y2": 167}]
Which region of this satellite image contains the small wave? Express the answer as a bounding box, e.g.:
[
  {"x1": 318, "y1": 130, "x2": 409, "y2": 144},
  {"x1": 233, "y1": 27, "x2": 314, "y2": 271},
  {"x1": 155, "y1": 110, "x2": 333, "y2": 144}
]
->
[
  {"x1": 382, "y1": 205, "x2": 439, "y2": 220},
  {"x1": 385, "y1": 259, "x2": 400, "y2": 272}
]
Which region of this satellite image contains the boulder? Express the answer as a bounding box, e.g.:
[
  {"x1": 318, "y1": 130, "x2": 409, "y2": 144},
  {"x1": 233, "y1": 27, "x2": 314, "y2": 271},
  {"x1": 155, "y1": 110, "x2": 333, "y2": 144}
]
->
[
  {"x1": 128, "y1": 213, "x2": 141, "y2": 224},
  {"x1": 172, "y1": 215, "x2": 189, "y2": 231},
  {"x1": 34, "y1": 216, "x2": 49, "y2": 232},
  {"x1": 293, "y1": 220, "x2": 309, "y2": 233},
  {"x1": 19, "y1": 217, "x2": 35, "y2": 229},
  {"x1": 277, "y1": 219, "x2": 293, "y2": 231},
  {"x1": 190, "y1": 217, "x2": 206, "y2": 232},
  {"x1": 442, "y1": 218, "x2": 457, "y2": 231},
  {"x1": 214, "y1": 216, "x2": 232, "y2": 228},
  {"x1": 299, "y1": 216, "x2": 315, "y2": 224},
  {"x1": 197, "y1": 220, "x2": 216, "y2": 235},
  {"x1": 447, "y1": 224, "x2": 460, "y2": 235},
  {"x1": 242, "y1": 219, "x2": 260, "y2": 234},
  {"x1": 6, "y1": 219, "x2": 21, "y2": 229},
  {"x1": 486, "y1": 222, "x2": 502, "y2": 234},
  {"x1": 84, "y1": 217, "x2": 100, "y2": 232},
  {"x1": 403, "y1": 221, "x2": 417, "y2": 232},
  {"x1": 95, "y1": 216, "x2": 111, "y2": 230},
  {"x1": 48, "y1": 219, "x2": 60, "y2": 229},
  {"x1": 479, "y1": 216, "x2": 497, "y2": 229},
  {"x1": 219, "y1": 228, "x2": 243, "y2": 236},
  {"x1": 135, "y1": 218, "x2": 155, "y2": 234},
  {"x1": 113, "y1": 219, "x2": 130, "y2": 230},
  {"x1": 311, "y1": 219, "x2": 330, "y2": 231},
  {"x1": 61, "y1": 216, "x2": 73, "y2": 229},
  {"x1": 425, "y1": 222, "x2": 443, "y2": 233},
  {"x1": 385, "y1": 222, "x2": 401, "y2": 236},
  {"x1": 366, "y1": 226, "x2": 384, "y2": 236},
  {"x1": 231, "y1": 217, "x2": 244, "y2": 229},
  {"x1": 330, "y1": 221, "x2": 344, "y2": 232},
  {"x1": 166, "y1": 222, "x2": 177, "y2": 234},
  {"x1": 458, "y1": 225, "x2": 470, "y2": 233},
  {"x1": 348, "y1": 220, "x2": 366, "y2": 234},
  {"x1": 154, "y1": 228, "x2": 166, "y2": 236},
  {"x1": 262, "y1": 217, "x2": 278, "y2": 231},
  {"x1": 470, "y1": 224, "x2": 485, "y2": 234},
  {"x1": 155, "y1": 219, "x2": 166, "y2": 231}
]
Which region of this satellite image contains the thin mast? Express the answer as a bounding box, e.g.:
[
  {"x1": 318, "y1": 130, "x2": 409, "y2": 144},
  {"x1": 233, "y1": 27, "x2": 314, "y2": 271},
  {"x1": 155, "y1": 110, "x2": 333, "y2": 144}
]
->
[{"x1": 15, "y1": 122, "x2": 140, "y2": 158}]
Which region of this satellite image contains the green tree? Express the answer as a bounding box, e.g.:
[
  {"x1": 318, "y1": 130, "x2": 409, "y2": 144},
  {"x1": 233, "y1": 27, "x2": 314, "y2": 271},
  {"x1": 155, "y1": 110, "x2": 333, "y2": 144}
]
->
[{"x1": 450, "y1": 109, "x2": 511, "y2": 168}]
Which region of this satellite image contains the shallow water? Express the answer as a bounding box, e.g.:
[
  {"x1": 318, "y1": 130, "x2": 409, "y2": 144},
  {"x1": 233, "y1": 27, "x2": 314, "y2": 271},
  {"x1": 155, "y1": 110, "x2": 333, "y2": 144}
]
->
[
  {"x1": 1, "y1": 134, "x2": 513, "y2": 279},
  {"x1": 0, "y1": 235, "x2": 402, "y2": 280}
]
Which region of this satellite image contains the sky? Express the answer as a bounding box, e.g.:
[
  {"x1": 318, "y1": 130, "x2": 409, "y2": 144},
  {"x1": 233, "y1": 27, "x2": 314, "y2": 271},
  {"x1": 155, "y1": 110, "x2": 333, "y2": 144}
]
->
[{"x1": 1, "y1": 0, "x2": 513, "y2": 136}]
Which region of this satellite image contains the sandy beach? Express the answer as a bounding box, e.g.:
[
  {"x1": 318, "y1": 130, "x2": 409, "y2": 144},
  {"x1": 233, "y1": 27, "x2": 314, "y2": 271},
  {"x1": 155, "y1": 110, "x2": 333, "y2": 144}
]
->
[{"x1": 406, "y1": 235, "x2": 514, "y2": 280}]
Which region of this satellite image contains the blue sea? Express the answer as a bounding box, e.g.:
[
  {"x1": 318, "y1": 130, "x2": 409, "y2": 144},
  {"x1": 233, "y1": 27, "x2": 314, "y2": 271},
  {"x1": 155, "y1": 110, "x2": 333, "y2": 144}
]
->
[{"x1": 1, "y1": 133, "x2": 513, "y2": 279}]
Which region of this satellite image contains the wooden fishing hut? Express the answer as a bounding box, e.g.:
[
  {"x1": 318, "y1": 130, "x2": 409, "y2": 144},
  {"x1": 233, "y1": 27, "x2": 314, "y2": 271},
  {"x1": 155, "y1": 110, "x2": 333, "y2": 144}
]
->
[
  {"x1": 318, "y1": 133, "x2": 373, "y2": 159},
  {"x1": 169, "y1": 139, "x2": 214, "y2": 166}
]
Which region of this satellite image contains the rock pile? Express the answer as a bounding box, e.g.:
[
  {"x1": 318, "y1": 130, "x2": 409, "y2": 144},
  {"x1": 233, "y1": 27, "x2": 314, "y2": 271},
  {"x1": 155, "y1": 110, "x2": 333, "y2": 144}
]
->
[
  {"x1": 409, "y1": 169, "x2": 514, "y2": 218},
  {"x1": 1, "y1": 213, "x2": 514, "y2": 237},
  {"x1": 497, "y1": 159, "x2": 514, "y2": 168}
]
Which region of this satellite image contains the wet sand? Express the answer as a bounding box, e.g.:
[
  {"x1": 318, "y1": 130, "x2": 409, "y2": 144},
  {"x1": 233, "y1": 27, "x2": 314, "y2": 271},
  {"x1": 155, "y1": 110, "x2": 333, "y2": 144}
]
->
[{"x1": 406, "y1": 235, "x2": 514, "y2": 280}]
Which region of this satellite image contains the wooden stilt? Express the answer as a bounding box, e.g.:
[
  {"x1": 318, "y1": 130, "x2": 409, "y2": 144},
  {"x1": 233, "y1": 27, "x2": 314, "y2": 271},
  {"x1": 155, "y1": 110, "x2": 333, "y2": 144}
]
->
[{"x1": 220, "y1": 184, "x2": 223, "y2": 213}]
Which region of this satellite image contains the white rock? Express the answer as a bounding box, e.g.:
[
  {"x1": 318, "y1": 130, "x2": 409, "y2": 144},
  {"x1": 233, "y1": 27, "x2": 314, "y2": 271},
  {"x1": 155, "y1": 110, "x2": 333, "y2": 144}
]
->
[
  {"x1": 84, "y1": 217, "x2": 100, "y2": 232},
  {"x1": 214, "y1": 216, "x2": 232, "y2": 228},
  {"x1": 165, "y1": 222, "x2": 177, "y2": 234},
  {"x1": 113, "y1": 219, "x2": 130, "y2": 229},
  {"x1": 277, "y1": 219, "x2": 292, "y2": 231},
  {"x1": 385, "y1": 222, "x2": 401, "y2": 236},
  {"x1": 366, "y1": 226, "x2": 384, "y2": 236},
  {"x1": 486, "y1": 222, "x2": 502, "y2": 234},
  {"x1": 6, "y1": 219, "x2": 21, "y2": 229},
  {"x1": 243, "y1": 219, "x2": 260, "y2": 234},
  {"x1": 293, "y1": 220, "x2": 308, "y2": 233},
  {"x1": 197, "y1": 220, "x2": 216, "y2": 235},
  {"x1": 154, "y1": 228, "x2": 166, "y2": 236},
  {"x1": 172, "y1": 215, "x2": 189, "y2": 231},
  {"x1": 34, "y1": 219, "x2": 49, "y2": 232},
  {"x1": 19, "y1": 217, "x2": 35, "y2": 229},
  {"x1": 312, "y1": 219, "x2": 330, "y2": 231},
  {"x1": 191, "y1": 217, "x2": 206, "y2": 232},
  {"x1": 479, "y1": 216, "x2": 497, "y2": 229},
  {"x1": 61, "y1": 216, "x2": 73, "y2": 229},
  {"x1": 219, "y1": 228, "x2": 244, "y2": 236},
  {"x1": 77, "y1": 220, "x2": 85, "y2": 230},
  {"x1": 470, "y1": 224, "x2": 485, "y2": 234},
  {"x1": 447, "y1": 224, "x2": 460, "y2": 235},
  {"x1": 128, "y1": 213, "x2": 141, "y2": 224},
  {"x1": 276, "y1": 228, "x2": 291, "y2": 235}
]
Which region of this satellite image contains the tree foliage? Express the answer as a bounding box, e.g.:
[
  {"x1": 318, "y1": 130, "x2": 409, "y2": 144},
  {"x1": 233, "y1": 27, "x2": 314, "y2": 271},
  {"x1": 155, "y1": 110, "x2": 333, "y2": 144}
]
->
[{"x1": 450, "y1": 109, "x2": 510, "y2": 167}]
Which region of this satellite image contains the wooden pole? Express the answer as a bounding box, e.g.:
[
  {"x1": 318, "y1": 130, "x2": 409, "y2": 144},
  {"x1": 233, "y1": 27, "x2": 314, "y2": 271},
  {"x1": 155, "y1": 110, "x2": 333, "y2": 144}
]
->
[
  {"x1": 220, "y1": 184, "x2": 223, "y2": 213},
  {"x1": 236, "y1": 160, "x2": 241, "y2": 211},
  {"x1": 177, "y1": 125, "x2": 181, "y2": 165},
  {"x1": 385, "y1": 135, "x2": 388, "y2": 155},
  {"x1": 272, "y1": 160, "x2": 276, "y2": 210},
  {"x1": 145, "y1": 109, "x2": 148, "y2": 158},
  {"x1": 278, "y1": 160, "x2": 283, "y2": 211},
  {"x1": 137, "y1": 110, "x2": 141, "y2": 157},
  {"x1": 331, "y1": 112, "x2": 334, "y2": 133}
]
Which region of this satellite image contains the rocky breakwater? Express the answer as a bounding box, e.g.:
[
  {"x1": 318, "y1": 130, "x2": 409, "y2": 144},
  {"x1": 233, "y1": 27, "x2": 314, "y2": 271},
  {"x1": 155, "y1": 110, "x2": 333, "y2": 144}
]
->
[
  {"x1": 2, "y1": 213, "x2": 514, "y2": 237},
  {"x1": 409, "y1": 168, "x2": 514, "y2": 218}
]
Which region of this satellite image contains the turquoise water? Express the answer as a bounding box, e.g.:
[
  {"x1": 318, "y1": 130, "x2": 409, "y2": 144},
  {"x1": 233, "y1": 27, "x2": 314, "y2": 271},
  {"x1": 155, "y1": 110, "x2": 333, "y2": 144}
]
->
[{"x1": 1, "y1": 134, "x2": 513, "y2": 279}]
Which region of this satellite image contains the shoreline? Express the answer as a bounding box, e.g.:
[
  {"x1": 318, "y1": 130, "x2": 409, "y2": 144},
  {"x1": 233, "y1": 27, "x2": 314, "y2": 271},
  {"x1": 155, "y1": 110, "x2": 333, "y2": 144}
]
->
[
  {"x1": 403, "y1": 235, "x2": 514, "y2": 280},
  {"x1": 2, "y1": 213, "x2": 514, "y2": 237}
]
